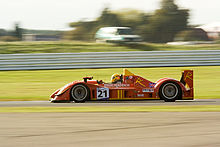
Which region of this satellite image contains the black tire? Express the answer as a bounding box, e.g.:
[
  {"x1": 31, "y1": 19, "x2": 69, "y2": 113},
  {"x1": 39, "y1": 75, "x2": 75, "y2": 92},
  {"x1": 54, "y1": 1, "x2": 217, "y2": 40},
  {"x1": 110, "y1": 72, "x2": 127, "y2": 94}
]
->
[
  {"x1": 159, "y1": 82, "x2": 181, "y2": 102},
  {"x1": 70, "y1": 84, "x2": 90, "y2": 103}
]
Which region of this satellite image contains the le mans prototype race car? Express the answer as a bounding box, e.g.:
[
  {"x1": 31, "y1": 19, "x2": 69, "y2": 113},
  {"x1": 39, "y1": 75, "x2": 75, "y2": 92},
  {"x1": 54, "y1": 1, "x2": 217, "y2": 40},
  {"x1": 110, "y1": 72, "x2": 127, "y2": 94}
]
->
[{"x1": 50, "y1": 69, "x2": 193, "y2": 103}]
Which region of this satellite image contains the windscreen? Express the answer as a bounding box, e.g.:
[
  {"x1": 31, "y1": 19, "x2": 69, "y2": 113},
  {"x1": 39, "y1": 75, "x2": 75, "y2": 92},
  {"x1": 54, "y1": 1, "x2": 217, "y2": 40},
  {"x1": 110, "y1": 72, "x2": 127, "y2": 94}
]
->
[{"x1": 117, "y1": 29, "x2": 134, "y2": 35}]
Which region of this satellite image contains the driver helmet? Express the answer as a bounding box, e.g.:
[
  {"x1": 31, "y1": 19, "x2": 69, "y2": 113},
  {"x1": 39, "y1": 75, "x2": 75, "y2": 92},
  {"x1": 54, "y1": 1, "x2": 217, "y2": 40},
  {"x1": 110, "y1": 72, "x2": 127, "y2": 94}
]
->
[{"x1": 111, "y1": 73, "x2": 121, "y2": 83}]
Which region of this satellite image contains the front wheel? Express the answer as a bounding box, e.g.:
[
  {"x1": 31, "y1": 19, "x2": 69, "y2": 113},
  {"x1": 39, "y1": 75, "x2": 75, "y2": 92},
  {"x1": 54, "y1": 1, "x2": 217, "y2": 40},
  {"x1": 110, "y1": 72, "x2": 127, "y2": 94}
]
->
[
  {"x1": 159, "y1": 82, "x2": 181, "y2": 102},
  {"x1": 70, "y1": 84, "x2": 90, "y2": 103}
]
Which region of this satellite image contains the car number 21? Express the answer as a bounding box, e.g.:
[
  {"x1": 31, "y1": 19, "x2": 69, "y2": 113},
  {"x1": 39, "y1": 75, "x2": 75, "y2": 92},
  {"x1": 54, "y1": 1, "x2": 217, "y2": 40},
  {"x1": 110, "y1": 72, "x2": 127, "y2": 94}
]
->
[{"x1": 97, "y1": 88, "x2": 109, "y2": 99}]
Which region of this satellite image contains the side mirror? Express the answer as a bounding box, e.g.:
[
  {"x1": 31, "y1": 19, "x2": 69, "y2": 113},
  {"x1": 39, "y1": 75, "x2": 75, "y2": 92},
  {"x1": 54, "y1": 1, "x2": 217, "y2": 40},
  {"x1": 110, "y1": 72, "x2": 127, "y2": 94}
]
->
[{"x1": 83, "y1": 77, "x2": 93, "y2": 83}]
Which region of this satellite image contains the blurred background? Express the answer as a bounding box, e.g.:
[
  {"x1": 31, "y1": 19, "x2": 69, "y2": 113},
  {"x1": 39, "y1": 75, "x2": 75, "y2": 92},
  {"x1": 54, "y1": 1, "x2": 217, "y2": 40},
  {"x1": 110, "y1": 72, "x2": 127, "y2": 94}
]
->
[{"x1": 0, "y1": 0, "x2": 219, "y2": 43}]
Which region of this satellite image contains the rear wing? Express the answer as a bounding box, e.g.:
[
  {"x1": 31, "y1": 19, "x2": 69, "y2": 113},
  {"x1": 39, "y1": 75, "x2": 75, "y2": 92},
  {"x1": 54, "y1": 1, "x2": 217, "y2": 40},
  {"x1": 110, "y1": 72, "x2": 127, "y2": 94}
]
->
[{"x1": 180, "y1": 70, "x2": 193, "y2": 89}]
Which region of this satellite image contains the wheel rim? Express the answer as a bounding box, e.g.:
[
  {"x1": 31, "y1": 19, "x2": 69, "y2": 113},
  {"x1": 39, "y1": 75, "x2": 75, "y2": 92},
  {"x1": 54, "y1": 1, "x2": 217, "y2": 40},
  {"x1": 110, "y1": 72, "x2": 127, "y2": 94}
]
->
[
  {"x1": 162, "y1": 83, "x2": 178, "y2": 99},
  {"x1": 71, "y1": 85, "x2": 87, "y2": 101}
]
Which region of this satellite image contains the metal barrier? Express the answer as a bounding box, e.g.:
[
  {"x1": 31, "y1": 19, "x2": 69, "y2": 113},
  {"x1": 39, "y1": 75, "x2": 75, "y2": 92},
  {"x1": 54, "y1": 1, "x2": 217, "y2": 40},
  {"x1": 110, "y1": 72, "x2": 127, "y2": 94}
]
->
[{"x1": 0, "y1": 50, "x2": 220, "y2": 71}]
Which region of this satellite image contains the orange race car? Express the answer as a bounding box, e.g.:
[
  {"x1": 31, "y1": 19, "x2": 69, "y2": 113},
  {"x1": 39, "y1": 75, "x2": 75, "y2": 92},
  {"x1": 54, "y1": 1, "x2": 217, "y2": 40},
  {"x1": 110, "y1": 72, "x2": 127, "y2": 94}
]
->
[{"x1": 50, "y1": 69, "x2": 193, "y2": 103}]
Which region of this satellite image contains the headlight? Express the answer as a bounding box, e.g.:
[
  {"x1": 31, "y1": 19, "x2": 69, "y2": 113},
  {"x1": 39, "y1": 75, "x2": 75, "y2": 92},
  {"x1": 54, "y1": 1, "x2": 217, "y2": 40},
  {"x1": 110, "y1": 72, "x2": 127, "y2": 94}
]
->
[{"x1": 57, "y1": 84, "x2": 71, "y2": 95}]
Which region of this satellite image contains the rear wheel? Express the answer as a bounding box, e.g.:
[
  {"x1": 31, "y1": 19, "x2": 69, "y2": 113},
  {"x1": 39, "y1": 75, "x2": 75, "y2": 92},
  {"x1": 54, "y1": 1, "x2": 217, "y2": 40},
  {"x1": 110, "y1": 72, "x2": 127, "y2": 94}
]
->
[
  {"x1": 70, "y1": 84, "x2": 89, "y2": 103},
  {"x1": 159, "y1": 82, "x2": 181, "y2": 102}
]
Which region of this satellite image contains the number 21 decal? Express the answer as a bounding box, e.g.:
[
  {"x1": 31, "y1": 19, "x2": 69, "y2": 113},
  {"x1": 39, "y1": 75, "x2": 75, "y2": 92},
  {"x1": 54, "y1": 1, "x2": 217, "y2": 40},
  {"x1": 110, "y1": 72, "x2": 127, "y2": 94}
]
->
[{"x1": 97, "y1": 88, "x2": 109, "y2": 99}]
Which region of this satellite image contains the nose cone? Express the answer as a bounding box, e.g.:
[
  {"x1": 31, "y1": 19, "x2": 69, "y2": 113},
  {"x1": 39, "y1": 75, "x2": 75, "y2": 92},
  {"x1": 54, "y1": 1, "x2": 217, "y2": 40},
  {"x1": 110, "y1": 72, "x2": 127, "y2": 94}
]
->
[{"x1": 50, "y1": 89, "x2": 60, "y2": 98}]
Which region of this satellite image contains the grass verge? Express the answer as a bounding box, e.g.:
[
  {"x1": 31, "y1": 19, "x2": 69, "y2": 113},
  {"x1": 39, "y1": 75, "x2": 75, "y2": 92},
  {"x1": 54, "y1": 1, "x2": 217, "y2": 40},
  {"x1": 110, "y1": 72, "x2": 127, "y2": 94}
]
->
[
  {"x1": 1, "y1": 105, "x2": 220, "y2": 113},
  {"x1": 0, "y1": 66, "x2": 220, "y2": 101},
  {"x1": 0, "y1": 41, "x2": 220, "y2": 54}
]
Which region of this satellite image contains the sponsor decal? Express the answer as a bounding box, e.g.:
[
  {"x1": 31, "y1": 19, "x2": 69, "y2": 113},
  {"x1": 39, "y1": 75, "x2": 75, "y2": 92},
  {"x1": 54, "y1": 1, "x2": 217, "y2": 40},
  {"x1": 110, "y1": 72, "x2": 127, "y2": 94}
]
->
[
  {"x1": 143, "y1": 89, "x2": 154, "y2": 92},
  {"x1": 137, "y1": 94, "x2": 144, "y2": 97},
  {"x1": 149, "y1": 83, "x2": 156, "y2": 88},
  {"x1": 117, "y1": 90, "x2": 124, "y2": 99},
  {"x1": 135, "y1": 78, "x2": 146, "y2": 87},
  {"x1": 185, "y1": 72, "x2": 193, "y2": 81},
  {"x1": 104, "y1": 84, "x2": 130, "y2": 87}
]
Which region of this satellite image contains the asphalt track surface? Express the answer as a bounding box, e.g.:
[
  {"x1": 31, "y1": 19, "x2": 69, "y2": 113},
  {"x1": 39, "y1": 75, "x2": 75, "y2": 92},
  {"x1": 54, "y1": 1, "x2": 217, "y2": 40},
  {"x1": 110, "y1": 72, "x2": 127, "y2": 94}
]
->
[
  {"x1": 1, "y1": 99, "x2": 220, "y2": 147},
  {"x1": 0, "y1": 112, "x2": 220, "y2": 147},
  {"x1": 1, "y1": 99, "x2": 220, "y2": 107}
]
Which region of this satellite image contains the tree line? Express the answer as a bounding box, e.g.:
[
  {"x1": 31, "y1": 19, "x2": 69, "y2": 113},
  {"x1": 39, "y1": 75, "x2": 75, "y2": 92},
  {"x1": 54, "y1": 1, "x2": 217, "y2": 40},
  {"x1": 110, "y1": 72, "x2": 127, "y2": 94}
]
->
[
  {"x1": 0, "y1": 24, "x2": 64, "y2": 42},
  {"x1": 0, "y1": 23, "x2": 22, "y2": 41},
  {"x1": 64, "y1": 0, "x2": 190, "y2": 43},
  {"x1": 1, "y1": 0, "x2": 209, "y2": 42}
]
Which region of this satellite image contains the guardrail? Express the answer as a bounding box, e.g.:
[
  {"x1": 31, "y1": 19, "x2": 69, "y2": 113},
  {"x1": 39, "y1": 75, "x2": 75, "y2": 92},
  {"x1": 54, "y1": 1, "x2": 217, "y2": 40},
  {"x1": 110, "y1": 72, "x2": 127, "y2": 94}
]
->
[{"x1": 0, "y1": 50, "x2": 220, "y2": 71}]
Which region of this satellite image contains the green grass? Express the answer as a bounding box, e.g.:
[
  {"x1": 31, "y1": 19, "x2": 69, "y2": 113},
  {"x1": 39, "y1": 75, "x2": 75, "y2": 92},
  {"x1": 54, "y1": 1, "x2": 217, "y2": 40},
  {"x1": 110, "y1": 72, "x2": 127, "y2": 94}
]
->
[
  {"x1": 0, "y1": 41, "x2": 219, "y2": 54},
  {"x1": 0, "y1": 66, "x2": 220, "y2": 101},
  {"x1": 1, "y1": 105, "x2": 220, "y2": 113}
]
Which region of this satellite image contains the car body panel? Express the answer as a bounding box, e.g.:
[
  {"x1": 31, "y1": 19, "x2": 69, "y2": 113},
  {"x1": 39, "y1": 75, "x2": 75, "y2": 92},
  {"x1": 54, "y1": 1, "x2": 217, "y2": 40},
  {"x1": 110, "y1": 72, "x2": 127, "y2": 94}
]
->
[{"x1": 50, "y1": 69, "x2": 194, "y2": 102}]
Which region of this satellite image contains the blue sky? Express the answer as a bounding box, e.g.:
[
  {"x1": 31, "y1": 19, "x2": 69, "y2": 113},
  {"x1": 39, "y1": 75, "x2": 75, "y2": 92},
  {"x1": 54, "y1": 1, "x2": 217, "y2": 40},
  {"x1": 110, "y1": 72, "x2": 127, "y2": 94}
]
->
[{"x1": 0, "y1": 0, "x2": 220, "y2": 30}]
